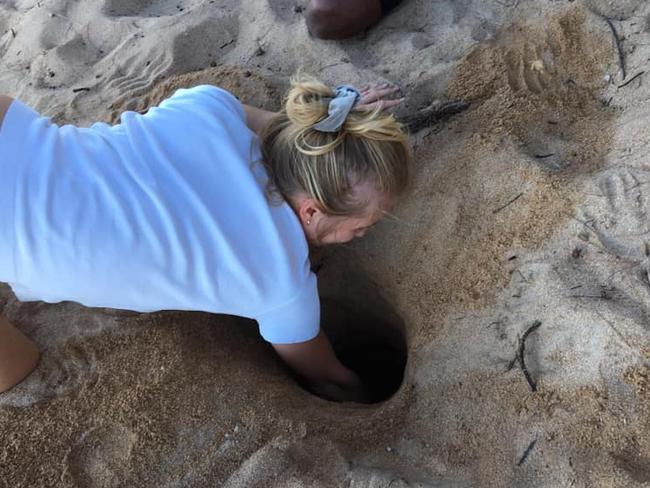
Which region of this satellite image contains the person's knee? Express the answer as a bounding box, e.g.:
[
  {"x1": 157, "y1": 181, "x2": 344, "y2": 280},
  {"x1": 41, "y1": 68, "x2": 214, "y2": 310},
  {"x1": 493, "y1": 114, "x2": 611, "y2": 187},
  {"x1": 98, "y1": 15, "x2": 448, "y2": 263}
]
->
[
  {"x1": 306, "y1": 0, "x2": 344, "y2": 40},
  {"x1": 0, "y1": 316, "x2": 40, "y2": 393},
  {"x1": 306, "y1": 0, "x2": 382, "y2": 40}
]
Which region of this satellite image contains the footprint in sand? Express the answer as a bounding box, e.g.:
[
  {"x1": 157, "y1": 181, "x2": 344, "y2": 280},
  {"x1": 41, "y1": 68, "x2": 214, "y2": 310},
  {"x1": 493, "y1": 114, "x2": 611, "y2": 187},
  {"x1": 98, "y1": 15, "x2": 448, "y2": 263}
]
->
[
  {"x1": 54, "y1": 34, "x2": 107, "y2": 66},
  {"x1": 102, "y1": 12, "x2": 240, "y2": 108},
  {"x1": 267, "y1": 0, "x2": 302, "y2": 23},
  {"x1": 455, "y1": 10, "x2": 613, "y2": 174},
  {"x1": 37, "y1": 13, "x2": 76, "y2": 51},
  {"x1": 171, "y1": 16, "x2": 239, "y2": 73},
  {"x1": 516, "y1": 120, "x2": 571, "y2": 172},
  {"x1": 504, "y1": 42, "x2": 555, "y2": 95},
  {"x1": 576, "y1": 168, "x2": 650, "y2": 329},
  {"x1": 104, "y1": 50, "x2": 173, "y2": 102},
  {"x1": 67, "y1": 423, "x2": 137, "y2": 488},
  {"x1": 589, "y1": 168, "x2": 650, "y2": 260}
]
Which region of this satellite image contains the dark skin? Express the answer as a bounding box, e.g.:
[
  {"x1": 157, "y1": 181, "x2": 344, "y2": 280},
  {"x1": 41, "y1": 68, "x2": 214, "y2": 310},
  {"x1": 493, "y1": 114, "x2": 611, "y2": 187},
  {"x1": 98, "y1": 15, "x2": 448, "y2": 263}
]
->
[{"x1": 306, "y1": 0, "x2": 383, "y2": 40}]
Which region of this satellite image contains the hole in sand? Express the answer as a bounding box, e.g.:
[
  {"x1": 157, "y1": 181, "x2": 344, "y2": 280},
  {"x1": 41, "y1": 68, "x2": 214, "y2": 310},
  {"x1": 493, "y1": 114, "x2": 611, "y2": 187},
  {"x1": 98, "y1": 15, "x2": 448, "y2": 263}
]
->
[
  {"x1": 306, "y1": 252, "x2": 408, "y2": 404},
  {"x1": 320, "y1": 299, "x2": 407, "y2": 404}
]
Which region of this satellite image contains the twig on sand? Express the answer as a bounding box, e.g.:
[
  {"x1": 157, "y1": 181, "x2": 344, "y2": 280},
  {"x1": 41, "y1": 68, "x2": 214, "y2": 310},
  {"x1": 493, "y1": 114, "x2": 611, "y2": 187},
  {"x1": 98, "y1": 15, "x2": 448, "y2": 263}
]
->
[
  {"x1": 492, "y1": 192, "x2": 524, "y2": 214},
  {"x1": 400, "y1": 99, "x2": 469, "y2": 133},
  {"x1": 317, "y1": 62, "x2": 344, "y2": 72},
  {"x1": 518, "y1": 320, "x2": 542, "y2": 392},
  {"x1": 618, "y1": 71, "x2": 645, "y2": 88},
  {"x1": 517, "y1": 438, "x2": 538, "y2": 466},
  {"x1": 515, "y1": 269, "x2": 529, "y2": 283},
  {"x1": 506, "y1": 355, "x2": 518, "y2": 372},
  {"x1": 603, "y1": 17, "x2": 626, "y2": 80}
]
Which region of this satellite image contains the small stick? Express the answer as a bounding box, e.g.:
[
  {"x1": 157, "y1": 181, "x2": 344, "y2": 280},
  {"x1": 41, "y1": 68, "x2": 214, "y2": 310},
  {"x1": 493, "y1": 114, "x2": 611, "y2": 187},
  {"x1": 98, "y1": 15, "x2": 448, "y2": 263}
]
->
[
  {"x1": 604, "y1": 17, "x2": 626, "y2": 80},
  {"x1": 618, "y1": 71, "x2": 645, "y2": 88},
  {"x1": 515, "y1": 269, "x2": 529, "y2": 283},
  {"x1": 72, "y1": 87, "x2": 91, "y2": 93},
  {"x1": 401, "y1": 100, "x2": 469, "y2": 133},
  {"x1": 492, "y1": 192, "x2": 524, "y2": 214},
  {"x1": 519, "y1": 320, "x2": 541, "y2": 392},
  {"x1": 506, "y1": 355, "x2": 518, "y2": 372},
  {"x1": 534, "y1": 153, "x2": 555, "y2": 159},
  {"x1": 517, "y1": 438, "x2": 538, "y2": 466}
]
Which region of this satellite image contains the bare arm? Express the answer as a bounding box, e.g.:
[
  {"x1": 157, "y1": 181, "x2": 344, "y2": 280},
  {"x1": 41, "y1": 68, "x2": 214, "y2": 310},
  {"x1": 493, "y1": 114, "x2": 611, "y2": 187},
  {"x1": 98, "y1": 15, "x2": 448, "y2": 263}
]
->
[
  {"x1": 0, "y1": 95, "x2": 14, "y2": 131},
  {"x1": 242, "y1": 83, "x2": 402, "y2": 136},
  {"x1": 242, "y1": 104, "x2": 278, "y2": 136},
  {"x1": 272, "y1": 329, "x2": 364, "y2": 402}
]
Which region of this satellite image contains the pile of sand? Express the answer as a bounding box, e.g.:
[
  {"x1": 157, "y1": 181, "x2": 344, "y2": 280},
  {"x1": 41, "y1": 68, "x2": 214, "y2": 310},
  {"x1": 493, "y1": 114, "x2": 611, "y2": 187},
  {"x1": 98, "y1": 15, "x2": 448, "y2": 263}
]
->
[{"x1": 1, "y1": 0, "x2": 649, "y2": 486}]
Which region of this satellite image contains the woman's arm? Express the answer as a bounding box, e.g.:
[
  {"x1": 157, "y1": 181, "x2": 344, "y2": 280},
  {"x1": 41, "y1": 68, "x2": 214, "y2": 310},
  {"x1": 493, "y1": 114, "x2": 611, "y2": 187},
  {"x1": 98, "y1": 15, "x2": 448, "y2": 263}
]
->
[
  {"x1": 272, "y1": 329, "x2": 364, "y2": 402},
  {"x1": 0, "y1": 95, "x2": 14, "y2": 131},
  {"x1": 242, "y1": 83, "x2": 402, "y2": 136},
  {"x1": 242, "y1": 104, "x2": 278, "y2": 136}
]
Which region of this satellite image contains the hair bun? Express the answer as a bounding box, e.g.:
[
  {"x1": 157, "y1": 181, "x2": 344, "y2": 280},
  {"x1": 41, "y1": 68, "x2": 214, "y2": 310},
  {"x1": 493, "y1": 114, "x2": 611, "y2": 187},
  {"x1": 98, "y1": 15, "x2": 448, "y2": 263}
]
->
[{"x1": 284, "y1": 76, "x2": 333, "y2": 129}]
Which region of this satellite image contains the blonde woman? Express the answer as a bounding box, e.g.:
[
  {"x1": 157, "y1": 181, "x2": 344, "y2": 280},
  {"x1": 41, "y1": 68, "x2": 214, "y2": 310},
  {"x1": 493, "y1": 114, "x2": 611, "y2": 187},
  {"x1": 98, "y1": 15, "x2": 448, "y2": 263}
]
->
[{"x1": 0, "y1": 77, "x2": 411, "y2": 402}]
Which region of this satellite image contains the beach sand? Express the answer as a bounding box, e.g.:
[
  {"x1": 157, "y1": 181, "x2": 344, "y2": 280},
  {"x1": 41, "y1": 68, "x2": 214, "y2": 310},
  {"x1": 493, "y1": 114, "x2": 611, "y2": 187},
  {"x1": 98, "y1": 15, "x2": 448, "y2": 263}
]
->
[{"x1": 1, "y1": 0, "x2": 650, "y2": 486}]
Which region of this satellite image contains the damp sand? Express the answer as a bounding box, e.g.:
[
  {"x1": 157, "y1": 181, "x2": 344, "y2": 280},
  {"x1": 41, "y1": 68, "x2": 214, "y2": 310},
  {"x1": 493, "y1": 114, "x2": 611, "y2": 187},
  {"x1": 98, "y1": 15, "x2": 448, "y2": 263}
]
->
[{"x1": 1, "y1": 1, "x2": 650, "y2": 486}]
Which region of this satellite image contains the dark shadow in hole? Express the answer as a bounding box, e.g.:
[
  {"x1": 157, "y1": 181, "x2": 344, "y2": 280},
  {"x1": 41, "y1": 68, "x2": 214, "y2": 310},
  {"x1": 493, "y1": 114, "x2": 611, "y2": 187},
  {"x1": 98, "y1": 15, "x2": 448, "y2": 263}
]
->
[
  {"x1": 310, "y1": 249, "x2": 408, "y2": 404},
  {"x1": 322, "y1": 300, "x2": 407, "y2": 403}
]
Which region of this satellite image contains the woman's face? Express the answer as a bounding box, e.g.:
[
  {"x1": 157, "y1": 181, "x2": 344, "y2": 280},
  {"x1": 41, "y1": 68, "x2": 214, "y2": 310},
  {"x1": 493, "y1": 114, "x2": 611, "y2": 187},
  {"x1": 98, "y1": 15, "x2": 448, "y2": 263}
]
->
[
  {"x1": 294, "y1": 183, "x2": 392, "y2": 246},
  {"x1": 307, "y1": 208, "x2": 385, "y2": 245}
]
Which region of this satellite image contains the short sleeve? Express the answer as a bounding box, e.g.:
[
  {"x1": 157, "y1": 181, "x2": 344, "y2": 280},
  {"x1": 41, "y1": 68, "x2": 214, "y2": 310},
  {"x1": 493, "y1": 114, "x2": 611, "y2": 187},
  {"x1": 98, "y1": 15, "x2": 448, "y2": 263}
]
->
[
  {"x1": 160, "y1": 85, "x2": 246, "y2": 122},
  {"x1": 255, "y1": 273, "x2": 320, "y2": 344}
]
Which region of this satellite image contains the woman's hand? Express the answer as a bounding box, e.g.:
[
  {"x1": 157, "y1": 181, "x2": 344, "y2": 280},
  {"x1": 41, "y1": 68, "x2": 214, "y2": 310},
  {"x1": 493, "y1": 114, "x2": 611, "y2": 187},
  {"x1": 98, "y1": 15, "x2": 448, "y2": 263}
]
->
[
  {"x1": 272, "y1": 329, "x2": 370, "y2": 403},
  {"x1": 310, "y1": 371, "x2": 370, "y2": 403},
  {"x1": 356, "y1": 83, "x2": 404, "y2": 111}
]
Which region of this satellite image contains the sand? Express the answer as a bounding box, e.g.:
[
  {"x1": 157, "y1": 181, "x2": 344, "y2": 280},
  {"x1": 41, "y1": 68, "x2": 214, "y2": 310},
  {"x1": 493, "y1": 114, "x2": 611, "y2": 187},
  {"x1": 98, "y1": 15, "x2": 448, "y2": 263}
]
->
[{"x1": 1, "y1": 0, "x2": 650, "y2": 486}]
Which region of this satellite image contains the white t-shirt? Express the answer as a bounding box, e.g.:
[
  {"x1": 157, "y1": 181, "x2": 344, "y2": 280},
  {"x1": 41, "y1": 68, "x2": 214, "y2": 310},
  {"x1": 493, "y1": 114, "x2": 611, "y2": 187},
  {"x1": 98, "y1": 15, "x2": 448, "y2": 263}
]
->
[{"x1": 0, "y1": 85, "x2": 320, "y2": 344}]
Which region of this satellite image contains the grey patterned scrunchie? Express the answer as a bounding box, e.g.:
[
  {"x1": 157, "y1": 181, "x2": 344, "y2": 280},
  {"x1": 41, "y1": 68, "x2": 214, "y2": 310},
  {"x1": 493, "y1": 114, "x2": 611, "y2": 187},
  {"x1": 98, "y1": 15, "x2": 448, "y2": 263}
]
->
[{"x1": 312, "y1": 85, "x2": 361, "y2": 133}]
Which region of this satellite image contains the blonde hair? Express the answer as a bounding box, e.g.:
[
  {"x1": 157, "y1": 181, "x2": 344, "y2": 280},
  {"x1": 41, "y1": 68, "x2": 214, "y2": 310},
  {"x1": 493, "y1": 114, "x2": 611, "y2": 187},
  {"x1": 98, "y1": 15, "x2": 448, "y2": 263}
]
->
[{"x1": 259, "y1": 75, "x2": 413, "y2": 217}]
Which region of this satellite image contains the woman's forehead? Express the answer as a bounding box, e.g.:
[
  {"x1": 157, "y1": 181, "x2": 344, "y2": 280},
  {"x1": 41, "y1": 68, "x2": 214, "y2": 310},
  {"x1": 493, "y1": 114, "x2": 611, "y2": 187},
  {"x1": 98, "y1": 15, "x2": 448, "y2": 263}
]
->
[{"x1": 352, "y1": 181, "x2": 393, "y2": 209}]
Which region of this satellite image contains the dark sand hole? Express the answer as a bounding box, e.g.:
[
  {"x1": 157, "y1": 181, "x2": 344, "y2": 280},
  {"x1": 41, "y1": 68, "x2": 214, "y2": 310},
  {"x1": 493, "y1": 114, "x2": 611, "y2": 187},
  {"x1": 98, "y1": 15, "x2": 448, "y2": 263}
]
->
[
  {"x1": 324, "y1": 304, "x2": 407, "y2": 404},
  {"x1": 307, "y1": 251, "x2": 408, "y2": 404}
]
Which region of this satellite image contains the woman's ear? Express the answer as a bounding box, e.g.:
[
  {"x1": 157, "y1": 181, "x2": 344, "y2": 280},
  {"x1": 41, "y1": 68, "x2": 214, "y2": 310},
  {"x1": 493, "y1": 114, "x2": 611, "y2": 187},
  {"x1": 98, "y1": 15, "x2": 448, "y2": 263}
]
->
[{"x1": 296, "y1": 195, "x2": 322, "y2": 226}]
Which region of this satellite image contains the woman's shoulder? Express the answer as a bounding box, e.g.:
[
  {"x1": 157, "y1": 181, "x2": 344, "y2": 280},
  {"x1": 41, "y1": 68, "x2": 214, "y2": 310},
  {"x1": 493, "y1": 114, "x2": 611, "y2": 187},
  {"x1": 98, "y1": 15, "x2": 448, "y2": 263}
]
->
[{"x1": 163, "y1": 85, "x2": 245, "y2": 120}]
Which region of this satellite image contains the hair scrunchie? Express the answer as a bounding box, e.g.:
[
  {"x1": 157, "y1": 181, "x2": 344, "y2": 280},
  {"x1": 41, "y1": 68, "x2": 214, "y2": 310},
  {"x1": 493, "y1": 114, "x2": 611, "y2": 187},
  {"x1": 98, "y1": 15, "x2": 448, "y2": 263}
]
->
[{"x1": 312, "y1": 85, "x2": 361, "y2": 133}]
